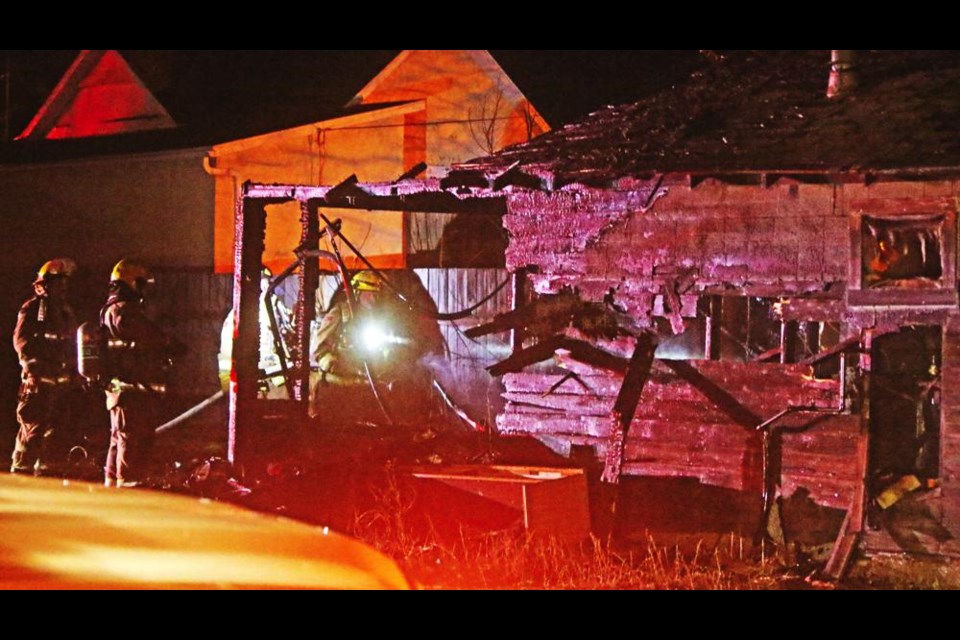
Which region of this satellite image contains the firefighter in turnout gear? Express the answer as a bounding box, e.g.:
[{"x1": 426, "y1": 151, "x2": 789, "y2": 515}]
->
[
  {"x1": 100, "y1": 260, "x2": 186, "y2": 488},
  {"x1": 310, "y1": 270, "x2": 444, "y2": 421},
  {"x1": 10, "y1": 259, "x2": 79, "y2": 475}
]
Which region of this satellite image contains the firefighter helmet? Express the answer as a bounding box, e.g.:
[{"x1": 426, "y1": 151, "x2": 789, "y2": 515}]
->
[
  {"x1": 351, "y1": 271, "x2": 383, "y2": 293},
  {"x1": 111, "y1": 260, "x2": 156, "y2": 293},
  {"x1": 36, "y1": 258, "x2": 78, "y2": 284}
]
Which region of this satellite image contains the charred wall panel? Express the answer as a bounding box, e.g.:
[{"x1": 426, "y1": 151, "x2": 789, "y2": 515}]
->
[
  {"x1": 506, "y1": 182, "x2": 848, "y2": 314},
  {"x1": 499, "y1": 362, "x2": 855, "y2": 509}
]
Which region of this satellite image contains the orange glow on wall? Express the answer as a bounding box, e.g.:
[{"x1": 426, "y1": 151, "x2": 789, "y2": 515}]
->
[{"x1": 209, "y1": 50, "x2": 549, "y2": 274}]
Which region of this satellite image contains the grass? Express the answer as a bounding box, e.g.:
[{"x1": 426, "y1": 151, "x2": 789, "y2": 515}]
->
[
  {"x1": 350, "y1": 472, "x2": 785, "y2": 590},
  {"x1": 846, "y1": 555, "x2": 960, "y2": 590}
]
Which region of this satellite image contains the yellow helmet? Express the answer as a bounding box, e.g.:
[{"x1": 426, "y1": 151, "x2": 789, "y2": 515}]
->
[
  {"x1": 36, "y1": 258, "x2": 78, "y2": 283},
  {"x1": 111, "y1": 260, "x2": 156, "y2": 292},
  {"x1": 351, "y1": 271, "x2": 383, "y2": 293}
]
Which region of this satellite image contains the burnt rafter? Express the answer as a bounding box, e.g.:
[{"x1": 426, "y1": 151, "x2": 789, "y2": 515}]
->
[
  {"x1": 492, "y1": 163, "x2": 545, "y2": 192},
  {"x1": 467, "y1": 290, "x2": 635, "y2": 344},
  {"x1": 242, "y1": 181, "x2": 508, "y2": 216},
  {"x1": 395, "y1": 162, "x2": 428, "y2": 183}
]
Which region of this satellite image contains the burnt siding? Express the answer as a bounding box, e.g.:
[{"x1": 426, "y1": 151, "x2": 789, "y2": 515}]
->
[
  {"x1": 502, "y1": 179, "x2": 960, "y2": 515},
  {"x1": 500, "y1": 362, "x2": 856, "y2": 509},
  {"x1": 506, "y1": 182, "x2": 848, "y2": 313}
]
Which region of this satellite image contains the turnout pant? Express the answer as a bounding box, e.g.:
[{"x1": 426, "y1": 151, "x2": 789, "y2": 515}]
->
[
  {"x1": 11, "y1": 382, "x2": 73, "y2": 474},
  {"x1": 105, "y1": 391, "x2": 159, "y2": 486}
]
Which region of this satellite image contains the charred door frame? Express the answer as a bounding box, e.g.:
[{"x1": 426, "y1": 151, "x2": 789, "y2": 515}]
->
[{"x1": 229, "y1": 181, "x2": 507, "y2": 467}]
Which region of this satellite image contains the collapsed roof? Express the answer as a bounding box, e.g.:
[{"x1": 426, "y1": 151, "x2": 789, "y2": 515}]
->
[{"x1": 465, "y1": 50, "x2": 960, "y2": 184}]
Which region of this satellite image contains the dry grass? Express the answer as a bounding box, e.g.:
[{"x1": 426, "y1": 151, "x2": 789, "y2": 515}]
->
[
  {"x1": 846, "y1": 555, "x2": 960, "y2": 591},
  {"x1": 351, "y1": 473, "x2": 783, "y2": 590},
  {"x1": 349, "y1": 470, "x2": 960, "y2": 590},
  {"x1": 398, "y1": 533, "x2": 782, "y2": 591}
]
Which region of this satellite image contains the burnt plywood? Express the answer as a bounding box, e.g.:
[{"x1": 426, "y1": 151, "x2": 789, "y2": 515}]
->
[{"x1": 500, "y1": 362, "x2": 857, "y2": 508}]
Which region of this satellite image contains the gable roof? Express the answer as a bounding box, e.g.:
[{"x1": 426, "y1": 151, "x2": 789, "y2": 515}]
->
[
  {"x1": 467, "y1": 50, "x2": 960, "y2": 183},
  {"x1": 17, "y1": 50, "x2": 176, "y2": 141},
  {"x1": 210, "y1": 49, "x2": 548, "y2": 157},
  {"x1": 351, "y1": 50, "x2": 530, "y2": 108}
]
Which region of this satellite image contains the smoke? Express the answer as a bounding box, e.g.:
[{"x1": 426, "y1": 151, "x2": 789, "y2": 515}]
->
[{"x1": 419, "y1": 352, "x2": 505, "y2": 429}]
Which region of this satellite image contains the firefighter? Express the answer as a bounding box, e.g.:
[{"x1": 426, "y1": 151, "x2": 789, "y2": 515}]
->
[
  {"x1": 10, "y1": 259, "x2": 79, "y2": 475},
  {"x1": 310, "y1": 270, "x2": 444, "y2": 420},
  {"x1": 100, "y1": 260, "x2": 186, "y2": 488},
  {"x1": 218, "y1": 269, "x2": 291, "y2": 399}
]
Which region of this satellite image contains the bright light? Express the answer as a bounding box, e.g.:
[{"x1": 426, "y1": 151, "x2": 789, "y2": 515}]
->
[{"x1": 360, "y1": 321, "x2": 390, "y2": 353}]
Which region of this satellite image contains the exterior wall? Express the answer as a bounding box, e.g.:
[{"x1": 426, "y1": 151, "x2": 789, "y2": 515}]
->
[
  {"x1": 0, "y1": 149, "x2": 215, "y2": 459},
  {"x1": 212, "y1": 112, "x2": 408, "y2": 275},
  {"x1": 502, "y1": 177, "x2": 960, "y2": 528},
  {"x1": 938, "y1": 317, "x2": 960, "y2": 555},
  {"x1": 506, "y1": 181, "x2": 848, "y2": 311},
  {"x1": 500, "y1": 361, "x2": 857, "y2": 510},
  {"x1": 0, "y1": 149, "x2": 214, "y2": 275}
]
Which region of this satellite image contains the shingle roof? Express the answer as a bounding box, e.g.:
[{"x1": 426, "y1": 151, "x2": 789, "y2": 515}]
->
[{"x1": 470, "y1": 50, "x2": 960, "y2": 181}]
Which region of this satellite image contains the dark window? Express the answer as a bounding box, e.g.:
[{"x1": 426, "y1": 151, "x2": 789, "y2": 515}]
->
[{"x1": 862, "y1": 216, "x2": 944, "y2": 288}]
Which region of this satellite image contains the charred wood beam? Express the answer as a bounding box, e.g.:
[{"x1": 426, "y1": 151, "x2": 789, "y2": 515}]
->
[
  {"x1": 511, "y1": 268, "x2": 530, "y2": 354},
  {"x1": 467, "y1": 297, "x2": 578, "y2": 340},
  {"x1": 754, "y1": 347, "x2": 784, "y2": 364},
  {"x1": 440, "y1": 170, "x2": 490, "y2": 191},
  {"x1": 467, "y1": 292, "x2": 626, "y2": 343},
  {"x1": 603, "y1": 334, "x2": 657, "y2": 485},
  {"x1": 230, "y1": 198, "x2": 270, "y2": 467},
  {"x1": 798, "y1": 337, "x2": 861, "y2": 368},
  {"x1": 705, "y1": 296, "x2": 723, "y2": 361},
  {"x1": 322, "y1": 191, "x2": 507, "y2": 216},
  {"x1": 825, "y1": 331, "x2": 872, "y2": 581},
  {"x1": 781, "y1": 321, "x2": 800, "y2": 365},
  {"x1": 294, "y1": 201, "x2": 320, "y2": 407},
  {"x1": 395, "y1": 162, "x2": 428, "y2": 183},
  {"x1": 241, "y1": 183, "x2": 506, "y2": 216},
  {"x1": 493, "y1": 163, "x2": 544, "y2": 192},
  {"x1": 543, "y1": 372, "x2": 590, "y2": 398},
  {"x1": 488, "y1": 337, "x2": 629, "y2": 378},
  {"x1": 661, "y1": 280, "x2": 686, "y2": 336},
  {"x1": 660, "y1": 361, "x2": 762, "y2": 429},
  {"x1": 325, "y1": 174, "x2": 362, "y2": 201}
]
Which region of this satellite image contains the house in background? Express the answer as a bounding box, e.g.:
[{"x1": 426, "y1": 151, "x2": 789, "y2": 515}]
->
[
  {"x1": 0, "y1": 51, "x2": 219, "y2": 415},
  {"x1": 207, "y1": 49, "x2": 549, "y2": 275},
  {"x1": 17, "y1": 50, "x2": 177, "y2": 141},
  {"x1": 0, "y1": 49, "x2": 548, "y2": 455}
]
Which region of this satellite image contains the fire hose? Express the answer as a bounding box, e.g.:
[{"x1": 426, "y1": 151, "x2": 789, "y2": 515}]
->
[{"x1": 155, "y1": 390, "x2": 226, "y2": 435}]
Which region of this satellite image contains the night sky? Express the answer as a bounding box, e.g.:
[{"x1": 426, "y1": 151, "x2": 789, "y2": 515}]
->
[{"x1": 1, "y1": 50, "x2": 704, "y2": 140}]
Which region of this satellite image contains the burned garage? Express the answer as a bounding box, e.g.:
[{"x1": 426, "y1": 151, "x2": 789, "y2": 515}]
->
[
  {"x1": 6, "y1": 49, "x2": 960, "y2": 589},
  {"x1": 232, "y1": 51, "x2": 960, "y2": 576}
]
